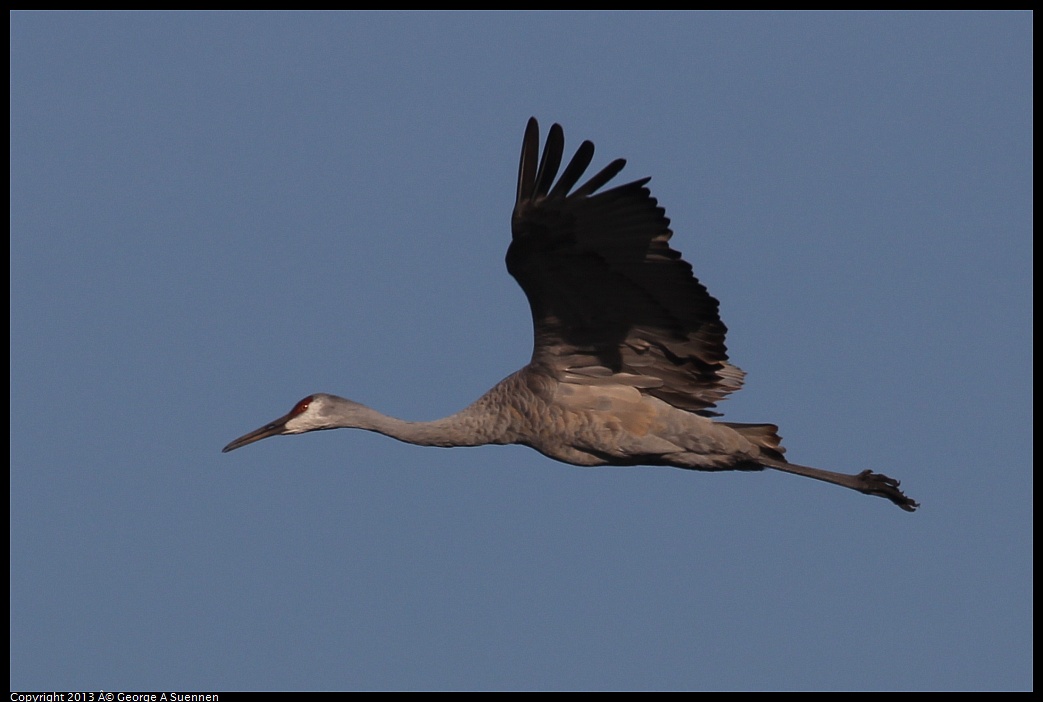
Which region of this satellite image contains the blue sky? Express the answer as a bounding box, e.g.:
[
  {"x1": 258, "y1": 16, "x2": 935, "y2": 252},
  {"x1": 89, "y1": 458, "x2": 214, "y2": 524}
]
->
[{"x1": 10, "y1": 12, "x2": 1032, "y2": 691}]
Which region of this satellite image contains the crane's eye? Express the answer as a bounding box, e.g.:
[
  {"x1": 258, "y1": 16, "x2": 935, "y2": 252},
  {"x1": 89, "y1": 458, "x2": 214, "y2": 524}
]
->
[{"x1": 292, "y1": 397, "x2": 312, "y2": 415}]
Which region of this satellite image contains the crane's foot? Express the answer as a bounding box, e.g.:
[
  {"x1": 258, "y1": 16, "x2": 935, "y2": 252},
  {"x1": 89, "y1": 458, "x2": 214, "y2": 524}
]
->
[{"x1": 856, "y1": 470, "x2": 919, "y2": 512}]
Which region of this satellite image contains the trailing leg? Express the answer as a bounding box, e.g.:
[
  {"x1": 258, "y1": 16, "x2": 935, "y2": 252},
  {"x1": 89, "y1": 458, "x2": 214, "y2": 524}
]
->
[{"x1": 759, "y1": 458, "x2": 919, "y2": 512}]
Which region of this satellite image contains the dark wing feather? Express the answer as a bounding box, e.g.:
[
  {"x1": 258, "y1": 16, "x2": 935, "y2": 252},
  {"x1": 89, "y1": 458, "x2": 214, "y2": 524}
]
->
[{"x1": 508, "y1": 118, "x2": 743, "y2": 415}]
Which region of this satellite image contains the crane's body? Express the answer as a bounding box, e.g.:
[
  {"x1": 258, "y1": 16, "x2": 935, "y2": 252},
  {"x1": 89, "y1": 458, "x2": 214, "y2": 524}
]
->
[{"x1": 224, "y1": 118, "x2": 918, "y2": 512}]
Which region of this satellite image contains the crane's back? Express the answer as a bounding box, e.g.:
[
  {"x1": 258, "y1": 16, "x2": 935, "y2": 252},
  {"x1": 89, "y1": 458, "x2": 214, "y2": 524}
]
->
[{"x1": 466, "y1": 367, "x2": 777, "y2": 471}]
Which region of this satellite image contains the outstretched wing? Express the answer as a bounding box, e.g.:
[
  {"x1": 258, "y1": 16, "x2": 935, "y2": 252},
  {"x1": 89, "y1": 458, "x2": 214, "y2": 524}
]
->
[{"x1": 507, "y1": 118, "x2": 743, "y2": 415}]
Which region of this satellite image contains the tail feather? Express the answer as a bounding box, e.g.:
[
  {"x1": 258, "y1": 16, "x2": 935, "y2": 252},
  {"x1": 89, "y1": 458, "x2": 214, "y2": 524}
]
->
[{"x1": 722, "y1": 422, "x2": 787, "y2": 462}]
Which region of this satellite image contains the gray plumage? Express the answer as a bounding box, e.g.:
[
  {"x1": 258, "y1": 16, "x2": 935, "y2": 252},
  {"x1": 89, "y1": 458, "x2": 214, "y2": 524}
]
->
[{"x1": 223, "y1": 118, "x2": 918, "y2": 512}]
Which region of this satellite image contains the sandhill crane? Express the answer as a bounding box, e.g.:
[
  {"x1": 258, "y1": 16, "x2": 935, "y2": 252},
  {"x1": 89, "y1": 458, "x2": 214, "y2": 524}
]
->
[{"x1": 223, "y1": 118, "x2": 918, "y2": 512}]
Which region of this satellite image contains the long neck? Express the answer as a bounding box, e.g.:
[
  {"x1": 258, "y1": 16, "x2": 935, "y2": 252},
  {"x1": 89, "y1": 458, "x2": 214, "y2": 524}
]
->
[
  {"x1": 348, "y1": 401, "x2": 513, "y2": 448},
  {"x1": 325, "y1": 372, "x2": 531, "y2": 448}
]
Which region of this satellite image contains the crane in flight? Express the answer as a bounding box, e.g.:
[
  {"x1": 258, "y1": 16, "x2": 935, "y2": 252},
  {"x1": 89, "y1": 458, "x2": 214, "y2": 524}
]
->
[{"x1": 224, "y1": 118, "x2": 918, "y2": 512}]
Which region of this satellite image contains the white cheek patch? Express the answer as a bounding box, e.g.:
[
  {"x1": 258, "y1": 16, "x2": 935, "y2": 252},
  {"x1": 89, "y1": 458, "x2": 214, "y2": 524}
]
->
[{"x1": 284, "y1": 409, "x2": 327, "y2": 434}]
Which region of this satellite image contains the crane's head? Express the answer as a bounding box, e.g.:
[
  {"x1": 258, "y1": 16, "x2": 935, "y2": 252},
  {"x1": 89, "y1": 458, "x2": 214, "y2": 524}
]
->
[{"x1": 222, "y1": 393, "x2": 362, "y2": 452}]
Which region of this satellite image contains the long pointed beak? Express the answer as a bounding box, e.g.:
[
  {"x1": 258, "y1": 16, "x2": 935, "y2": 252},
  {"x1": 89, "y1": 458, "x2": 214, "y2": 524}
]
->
[{"x1": 222, "y1": 413, "x2": 292, "y2": 453}]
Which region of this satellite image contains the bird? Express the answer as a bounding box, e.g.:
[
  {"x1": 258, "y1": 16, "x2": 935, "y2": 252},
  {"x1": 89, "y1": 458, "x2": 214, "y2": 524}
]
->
[{"x1": 223, "y1": 117, "x2": 919, "y2": 512}]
